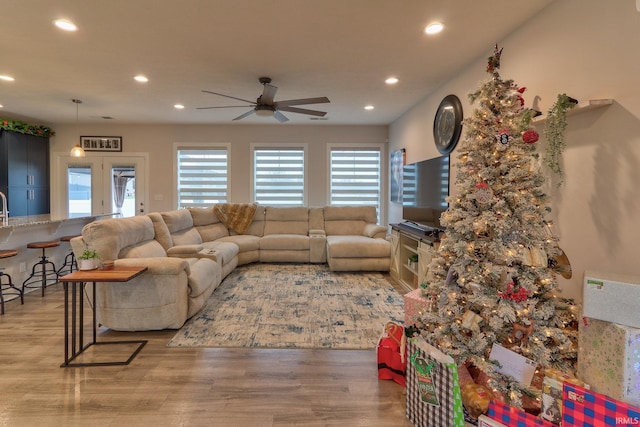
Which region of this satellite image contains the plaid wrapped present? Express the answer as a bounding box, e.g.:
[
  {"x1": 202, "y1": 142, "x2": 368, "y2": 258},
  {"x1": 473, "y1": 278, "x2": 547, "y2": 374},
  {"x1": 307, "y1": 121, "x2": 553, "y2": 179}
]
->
[
  {"x1": 406, "y1": 336, "x2": 465, "y2": 427},
  {"x1": 487, "y1": 400, "x2": 555, "y2": 427},
  {"x1": 562, "y1": 382, "x2": 640, "y2": 426}
]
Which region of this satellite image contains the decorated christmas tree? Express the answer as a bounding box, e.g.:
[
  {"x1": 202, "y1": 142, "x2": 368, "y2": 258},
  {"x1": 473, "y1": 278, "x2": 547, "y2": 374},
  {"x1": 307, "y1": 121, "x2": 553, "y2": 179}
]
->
[{"x1": 418, "y1": 45, "x2": 578, "y2": 408}]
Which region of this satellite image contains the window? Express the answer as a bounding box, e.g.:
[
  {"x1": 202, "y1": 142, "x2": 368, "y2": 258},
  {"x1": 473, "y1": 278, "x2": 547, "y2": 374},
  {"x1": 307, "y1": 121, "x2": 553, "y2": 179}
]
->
[
  {"x1": 253, "y1": 148, "x2": 305, "y2": 206},
  {"x1": 330, "y1": 148, "x2": 382, "y2": 220},
  {"x1": 177, "y1": 148, "x2": 228, "y2": 208}
]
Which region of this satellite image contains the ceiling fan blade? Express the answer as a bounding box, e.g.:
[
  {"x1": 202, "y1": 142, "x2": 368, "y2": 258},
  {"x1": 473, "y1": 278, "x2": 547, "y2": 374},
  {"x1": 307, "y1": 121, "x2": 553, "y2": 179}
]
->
[
  {"x1": 202, "y1": 90, "x2": 255, "y2": 104},
  {"x1": 273, "y1": 111, "x2": 289, "y2": 122},
  {"x1": 275, "y1": 97, "x2": 330, "y2": 108},
  {"x1": 278, "y1": 106, "x2": 327, "y2": 117},
  {"x1": 261, "y1": 84, "x2": 278, "y2": 105},
  {"x1": 196, "y1": 105, "x2": 255, "y2": 110},
  {"x1": 232, "y1": 109, "x2": 256, "y2": 121}
]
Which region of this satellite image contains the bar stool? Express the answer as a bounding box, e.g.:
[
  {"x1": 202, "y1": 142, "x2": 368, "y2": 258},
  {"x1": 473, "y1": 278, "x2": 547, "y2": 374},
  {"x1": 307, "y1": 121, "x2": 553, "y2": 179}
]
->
[
  {"x1": 1, "y1": 249, "x2": 24, "y2": 315},
  {"x1": 22, "y1": 240, "x2": 60, "y2": 297},
  {"x1": 56, "y1": 235, "x2": 80, "y2": 276}
]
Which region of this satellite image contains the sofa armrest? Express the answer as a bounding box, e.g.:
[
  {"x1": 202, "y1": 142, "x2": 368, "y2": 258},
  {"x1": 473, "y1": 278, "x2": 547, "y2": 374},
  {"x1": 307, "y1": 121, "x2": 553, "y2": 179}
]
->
[
  {"x1": 363, "y1": 224, "x2": 387, "y2": 239},
  {"x1": 167, "y1": 244, "x2": 204, "y2": 258},
  {"x1": 309, "y1": 229, "x2": 326, "y2": 237},
  {"x1": 114, "y1": 257, "x2": 191, "y2": 275}
]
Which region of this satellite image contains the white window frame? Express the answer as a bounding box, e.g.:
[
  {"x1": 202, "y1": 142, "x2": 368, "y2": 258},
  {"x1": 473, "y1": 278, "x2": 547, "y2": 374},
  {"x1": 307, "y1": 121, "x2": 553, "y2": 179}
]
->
[
  {"x1": 250, "y1": 143, "x2": 308, "y2": 206},
  {"x1": 328, "y1": 143, "x2": 386, "y2": 224},
  {"x1": 174, "y1": 143, "x2": 231, "y2": 208}
]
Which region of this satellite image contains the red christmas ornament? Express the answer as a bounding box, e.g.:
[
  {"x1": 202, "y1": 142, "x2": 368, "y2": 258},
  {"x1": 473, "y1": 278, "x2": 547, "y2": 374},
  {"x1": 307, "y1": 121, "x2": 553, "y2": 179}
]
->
[
  {"x1": 522, "y1": 129, "x2": 539, "y2": 144},
  {"x1": 517, "y1": 87, "x2": 527, "y2": 94},
  {"x1": 498, "y1": 281, "x2": 530, "y2": 302}
]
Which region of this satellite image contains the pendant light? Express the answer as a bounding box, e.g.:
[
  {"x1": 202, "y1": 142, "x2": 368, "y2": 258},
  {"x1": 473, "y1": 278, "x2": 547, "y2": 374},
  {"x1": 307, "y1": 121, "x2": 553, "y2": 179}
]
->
[{"x1": 69, "y1": 99, "x2": 85, "y2": 157}]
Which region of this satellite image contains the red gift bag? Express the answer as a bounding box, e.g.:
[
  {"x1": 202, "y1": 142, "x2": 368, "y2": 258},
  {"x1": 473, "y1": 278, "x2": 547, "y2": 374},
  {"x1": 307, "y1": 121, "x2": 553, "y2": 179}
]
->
[{"x1": 377, "y1": 321, "x2": 406, "y2": 387}]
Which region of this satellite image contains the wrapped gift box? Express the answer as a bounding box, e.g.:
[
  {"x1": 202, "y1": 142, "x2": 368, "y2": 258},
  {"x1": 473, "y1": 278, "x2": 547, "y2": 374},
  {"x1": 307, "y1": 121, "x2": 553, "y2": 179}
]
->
[
  {"x1": 583, "y1": 270, "x2": 640, "y2": 328},
  {"x1": 404, "y1": 288, "x2": 430, "y2": 326},
  {"x1": 577, "y1": 317, "x2": 640, "y2": 407},
  {"x1": 487, "y1": 400, "x2": 555, "y2": 427},
  {"x1": 540, "y1": 369, "x2": 589, "y2": 425},
  {"x1": 478, "y1": 415, "x2": 507, "y2": 427},
  {"x1": 562, "y1": 383, "x2": 640, "y2": 427}
]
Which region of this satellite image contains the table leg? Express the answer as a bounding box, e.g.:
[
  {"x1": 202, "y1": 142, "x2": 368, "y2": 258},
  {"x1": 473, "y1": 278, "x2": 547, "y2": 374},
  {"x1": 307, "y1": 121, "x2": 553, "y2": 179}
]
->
[
  {"x1": 92, "y1": 281, "x2": 97, "y2": 343},
  {"x1": 71, "y1": 281, "x2": 76, "y2": 356},
  {"x1": 63, "y1": 282, "x2": 69, "y2": 364}
]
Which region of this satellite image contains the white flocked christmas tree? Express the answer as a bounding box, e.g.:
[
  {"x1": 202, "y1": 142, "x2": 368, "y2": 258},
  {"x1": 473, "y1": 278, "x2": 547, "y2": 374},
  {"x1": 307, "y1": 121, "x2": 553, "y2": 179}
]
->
[{"x1": 418, "y1": 45, "x2": 578, "y2": 408}]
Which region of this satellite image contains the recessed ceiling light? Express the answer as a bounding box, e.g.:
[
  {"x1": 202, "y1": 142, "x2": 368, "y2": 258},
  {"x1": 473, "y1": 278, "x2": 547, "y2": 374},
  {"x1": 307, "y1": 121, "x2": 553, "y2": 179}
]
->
[
  {"x1": 0, "y1": 75, "x2": 15, "y2": 82},
  {"x1": 364, "y1": 105, "x2": 375, "y2": 111},
  {"x1": 54, "y1": 19, "x2": 78, "y2": 32},
  {"x1": 0, "y1": 104, "x2": 3, "y2": 108},
  {"x1": 425, "y1": 22, "x2": 444, "y2": 35},
  {"x1": 134, "y1": 75, "x2": 149, "y2": 83},
  {"x1": 174, "y1": 104, "x2": 185, "y2": 109},
  {"x1": 385, "y1": 77, "x2": 399, "y2": 85}
]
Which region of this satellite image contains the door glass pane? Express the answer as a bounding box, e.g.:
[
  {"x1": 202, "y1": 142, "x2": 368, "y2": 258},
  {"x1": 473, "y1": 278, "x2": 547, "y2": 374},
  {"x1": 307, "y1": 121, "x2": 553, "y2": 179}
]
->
[
  {"x1": 68, "y1": 166, "x2": 91, "y2": 218},
  {"x1": 112, "y1": 166, "x2": 135, "y2": 217}
]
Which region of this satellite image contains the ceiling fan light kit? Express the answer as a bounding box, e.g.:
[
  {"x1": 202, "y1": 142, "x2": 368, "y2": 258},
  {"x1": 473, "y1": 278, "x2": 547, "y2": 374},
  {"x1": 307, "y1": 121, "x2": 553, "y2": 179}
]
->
[{"x1": 199, "y1": 77, "x2": 330, "y2": 122}]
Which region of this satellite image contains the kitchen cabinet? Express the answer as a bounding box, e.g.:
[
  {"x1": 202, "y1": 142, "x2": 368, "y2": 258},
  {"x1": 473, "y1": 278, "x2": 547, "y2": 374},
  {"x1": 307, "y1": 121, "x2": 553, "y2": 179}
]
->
[{"x1": 0, "y1": 130, "x2": 50, "y2": 216}]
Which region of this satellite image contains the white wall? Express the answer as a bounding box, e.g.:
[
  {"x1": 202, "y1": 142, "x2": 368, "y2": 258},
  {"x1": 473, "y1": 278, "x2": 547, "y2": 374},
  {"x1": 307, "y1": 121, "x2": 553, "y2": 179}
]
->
[
  {"x1": 389, "y1": 0, "x2": 640, "y2": 301},
  {"x1": 50, "y1": 123, "x2": 389, "y2": 217}
]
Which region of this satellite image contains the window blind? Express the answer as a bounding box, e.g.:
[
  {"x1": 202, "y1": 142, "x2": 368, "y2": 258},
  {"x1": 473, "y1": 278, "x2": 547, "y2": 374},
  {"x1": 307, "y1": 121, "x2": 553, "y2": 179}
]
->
[
  {"x1": 330, "y1": 148, "x2": 381, "y2": 220},
  {"x1": 253, "y1": 148, "x2": 305, "y2": 206},
  {"x1": 177, "y1": 148, "x2": 228, "y2": 208}
]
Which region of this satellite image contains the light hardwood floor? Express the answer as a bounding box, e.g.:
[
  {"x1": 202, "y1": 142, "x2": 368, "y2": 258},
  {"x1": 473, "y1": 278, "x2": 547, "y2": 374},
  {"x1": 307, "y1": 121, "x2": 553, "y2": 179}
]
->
[{"x1": 0, "y1": 279, "x2": 413, "y2": 427}]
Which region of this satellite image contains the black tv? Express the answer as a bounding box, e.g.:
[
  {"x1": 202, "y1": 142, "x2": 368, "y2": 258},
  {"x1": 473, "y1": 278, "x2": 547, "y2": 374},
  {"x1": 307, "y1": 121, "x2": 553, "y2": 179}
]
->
[{"x1": 402, "y1": 155, "x2": 450, "y2": 229}]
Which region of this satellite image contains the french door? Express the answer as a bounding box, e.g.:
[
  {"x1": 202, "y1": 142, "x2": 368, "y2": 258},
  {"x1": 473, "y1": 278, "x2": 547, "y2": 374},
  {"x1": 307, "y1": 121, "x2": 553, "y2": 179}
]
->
[{"x1": 54, "y1": 154, "x2": 146, "y2": 218}]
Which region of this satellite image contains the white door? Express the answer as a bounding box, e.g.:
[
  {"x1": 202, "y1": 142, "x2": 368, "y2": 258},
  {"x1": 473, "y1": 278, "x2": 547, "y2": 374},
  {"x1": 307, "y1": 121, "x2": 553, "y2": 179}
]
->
[{"x1": 56, "y1": 154, "x2": 146, "y2": 218}]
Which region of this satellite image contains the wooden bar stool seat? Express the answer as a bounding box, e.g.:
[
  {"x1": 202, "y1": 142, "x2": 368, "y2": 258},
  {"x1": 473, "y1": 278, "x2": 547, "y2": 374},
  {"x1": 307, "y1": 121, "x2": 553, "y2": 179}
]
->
[
  {"x1": 0, "y1": 249, "x2": 24, "y2": 315},
  {"x1": 22, "y1": 240, "x2": 60, "y2": 297},
  {"x1": 57, "y1": 235, "x2": 80, "y2": 276}
]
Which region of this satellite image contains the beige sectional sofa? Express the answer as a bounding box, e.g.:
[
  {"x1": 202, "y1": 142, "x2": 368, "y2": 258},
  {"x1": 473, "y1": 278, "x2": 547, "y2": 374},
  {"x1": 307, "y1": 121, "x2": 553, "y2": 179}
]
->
[{"x1": 73, "y1": 205, "x2": 390, "y2": 331}]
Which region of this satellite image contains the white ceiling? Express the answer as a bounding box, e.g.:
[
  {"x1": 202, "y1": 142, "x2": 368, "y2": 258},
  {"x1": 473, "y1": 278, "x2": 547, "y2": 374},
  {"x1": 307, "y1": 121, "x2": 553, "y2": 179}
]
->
[{"x1": 0, "y1": 0, "x2": 553, "y2": 126}]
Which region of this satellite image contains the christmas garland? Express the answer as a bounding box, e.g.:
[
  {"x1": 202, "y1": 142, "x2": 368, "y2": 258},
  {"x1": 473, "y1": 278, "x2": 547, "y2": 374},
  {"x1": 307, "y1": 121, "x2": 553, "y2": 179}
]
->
[
  {"x1": 0, "y1": 118, "x2": 55, "y2": 138},
  {"x1": 543, "y1": 94, "x2": 577, "y2": 186}
]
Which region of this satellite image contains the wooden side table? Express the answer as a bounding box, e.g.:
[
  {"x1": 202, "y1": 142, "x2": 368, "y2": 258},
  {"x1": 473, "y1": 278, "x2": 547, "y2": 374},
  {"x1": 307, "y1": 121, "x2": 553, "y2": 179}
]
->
[{"x1": 58, "y1": 266, "x2": 148, "y2": 368}]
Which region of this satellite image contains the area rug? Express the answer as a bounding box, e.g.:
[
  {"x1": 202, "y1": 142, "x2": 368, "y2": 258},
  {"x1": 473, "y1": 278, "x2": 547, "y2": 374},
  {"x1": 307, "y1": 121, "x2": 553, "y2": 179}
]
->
[{"x1": 167, "y1": 263, "x2": 404, "y2": 350}]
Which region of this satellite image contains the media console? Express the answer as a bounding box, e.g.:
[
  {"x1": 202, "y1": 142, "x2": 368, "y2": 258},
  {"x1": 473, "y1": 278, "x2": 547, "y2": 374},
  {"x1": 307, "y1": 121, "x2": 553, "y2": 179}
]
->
[{"x1": 390, "y1": 223, "x2": 442, "y2": 291}]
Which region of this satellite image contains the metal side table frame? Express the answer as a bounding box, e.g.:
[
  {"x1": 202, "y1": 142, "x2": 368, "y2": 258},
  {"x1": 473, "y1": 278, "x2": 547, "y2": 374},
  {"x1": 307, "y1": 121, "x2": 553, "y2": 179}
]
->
[{"x1": 59, "y1": 266, "x2": 148, "y2": 368}]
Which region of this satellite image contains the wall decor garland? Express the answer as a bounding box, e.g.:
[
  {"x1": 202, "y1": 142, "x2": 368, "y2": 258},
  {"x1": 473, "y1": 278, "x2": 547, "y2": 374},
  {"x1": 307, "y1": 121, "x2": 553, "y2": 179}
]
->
[
  {"x1": 543, "y1": 93, "x2": 578, "y2": 186},
  {"x1": 0, "y1": 118, "x2": 55, "y2": 138}
]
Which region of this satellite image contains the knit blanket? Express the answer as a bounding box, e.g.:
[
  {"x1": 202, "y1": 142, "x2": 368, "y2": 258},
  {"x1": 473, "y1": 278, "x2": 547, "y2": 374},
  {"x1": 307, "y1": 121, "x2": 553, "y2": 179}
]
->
[{"x1": 213, "y1": 203, "x2": 257, "y2": 234}]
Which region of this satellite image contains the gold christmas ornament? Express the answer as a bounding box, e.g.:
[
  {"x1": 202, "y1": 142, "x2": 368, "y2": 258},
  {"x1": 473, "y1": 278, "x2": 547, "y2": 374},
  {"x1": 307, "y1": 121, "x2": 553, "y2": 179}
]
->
[{"x1": 462, "y1": 310, "x2": 483, "y2": 331}]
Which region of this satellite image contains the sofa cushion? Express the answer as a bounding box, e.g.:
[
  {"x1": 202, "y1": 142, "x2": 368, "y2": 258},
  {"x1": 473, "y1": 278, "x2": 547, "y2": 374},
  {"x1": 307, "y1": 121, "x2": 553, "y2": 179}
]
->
[
  {"x1": 161, "y1": 209, "x2": 203, "y2": 246},
  {"x1": 218, "y1": 235, "x2": 260, "y2": 253},
  {"x1": 323, "y1": 206, "x2": 378, "y2": 236},
  {"x1": 188, "y1": 207, "x2": 231, "y2": 241},
  {"x1": 263, "y1": 206, "x2": 309, "y2": 235},
  {"x1": 260, "y1": 234, "x2": 310, "y2": 251},
  {"x1": 185, "y1": 258, "x2": 220, "y2": 298},
  {"x1": 200, "y1": 241, "x2": 239, "y2": 266},
  {"x1": 148, "y1": 212, "x2": 173, "y2": 250},
  {"x1": 82, "y1": 215, "x2": 164, "y2": 261},
  {"x1": 161, "y1": 209, "x2": 194, "y2": 232},
  {"x1": 188, "y1": 206, "x2": 218, "y2": 226},
  {"x1": 326, "y1": 235, "x2": 391, "y2": 258},
  {"x1": 119, "y1": 239, "x2": 167, "y2": 259}
]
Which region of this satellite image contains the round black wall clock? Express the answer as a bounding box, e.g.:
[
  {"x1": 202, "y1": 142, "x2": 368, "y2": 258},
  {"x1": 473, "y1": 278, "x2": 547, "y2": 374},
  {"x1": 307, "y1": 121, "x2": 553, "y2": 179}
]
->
[{"x1": 433, "y1": 94, "x2": 463, "y2": 154}]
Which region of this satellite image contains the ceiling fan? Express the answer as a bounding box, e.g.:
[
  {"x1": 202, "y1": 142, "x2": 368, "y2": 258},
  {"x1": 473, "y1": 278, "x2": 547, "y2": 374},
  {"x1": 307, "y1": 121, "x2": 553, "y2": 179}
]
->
[{"x1": 198, "y1": 77, "x2": 330, "y2": 122}]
